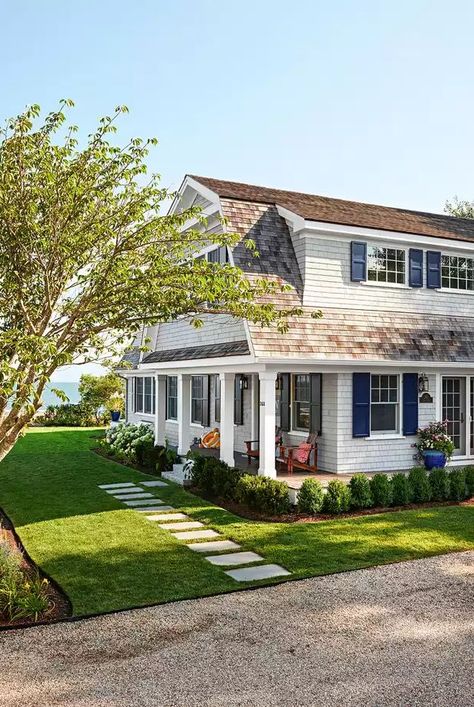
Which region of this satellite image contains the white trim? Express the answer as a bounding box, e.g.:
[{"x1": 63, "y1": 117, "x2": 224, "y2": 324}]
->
[
  {"x1": 365, "y1": 434, "x2": 406, "y2": 441},
  {"x1": 297, "y1": 218, "x2": 474, "y2": 252}
]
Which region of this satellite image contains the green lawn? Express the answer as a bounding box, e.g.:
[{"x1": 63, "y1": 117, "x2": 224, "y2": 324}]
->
[{"x1": 0, "y1": 427, "x2": 473, "y2": 617}]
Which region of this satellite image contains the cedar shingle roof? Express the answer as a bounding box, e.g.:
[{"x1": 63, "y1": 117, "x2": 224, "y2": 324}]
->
[
  {"x1": 190, "y1": 175, "x2": 474, "y2": 243},
  {"x1": 143, "y1": 340, "x2": 250, "y2": 363},
  {"x1": 248, "y1": 308, "x2": 474, "y2": 362}
]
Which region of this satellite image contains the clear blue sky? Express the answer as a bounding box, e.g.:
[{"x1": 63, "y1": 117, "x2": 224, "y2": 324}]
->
[{"x1": 3, "y1": 1, "x2": 473, "y2": 379}]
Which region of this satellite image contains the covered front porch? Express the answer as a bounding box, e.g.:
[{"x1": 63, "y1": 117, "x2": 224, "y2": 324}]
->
[{"x1": 135, "y1": 364, "x2": 327, "y2": 479}]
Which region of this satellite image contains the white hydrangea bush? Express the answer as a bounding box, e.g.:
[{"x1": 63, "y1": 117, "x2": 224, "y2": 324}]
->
[{"x1": 105, "y1": 422, "x2": 154, "y2": 461}]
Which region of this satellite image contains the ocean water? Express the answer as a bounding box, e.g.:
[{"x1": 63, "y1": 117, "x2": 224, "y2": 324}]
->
[{"x1": 41, "y1": 382, "x2": 81, "y2": 410}]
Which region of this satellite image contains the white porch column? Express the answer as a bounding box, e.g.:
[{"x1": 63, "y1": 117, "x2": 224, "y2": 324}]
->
[
  {"x1": 258, "y1": 371, "x2": 277, "y2": 478},
  {"x1": 177, "y1": 373, "x2": 192, "y2": 456},
  {"x1": 219, "y1": 373, "x2": 235, "y2": 467},
  {"x1": 154, "y1": 374, "x2": 166, "y2": 446}
]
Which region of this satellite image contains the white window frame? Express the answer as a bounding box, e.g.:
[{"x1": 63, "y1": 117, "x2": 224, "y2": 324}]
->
[
  {"x1": 166, "y1": 376, "x2": 178, "y2": 422},
  {"x1": 369, "y1": 374, "x2": 401, "y2": 435},
  {"x1": 290, "y1": 374, "x2": 311, "y2": 434},
  {"x1": 134, "y1": 376, "x2": 155, "y2": 415},
  {"x1": 441, "y1": 253, "x2": 474, "y2": 292},
  {"x1": 365, "y1": 244, "x2": 408, "y2": 288}
]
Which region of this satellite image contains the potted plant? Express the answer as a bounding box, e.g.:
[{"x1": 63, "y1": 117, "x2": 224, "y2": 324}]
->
[
  {"x1": 414, "y1": 421, "x2": 455, "y2": 470},
  {"x1": 107, "y1": 394, "x2": 124, "y2": 423}
]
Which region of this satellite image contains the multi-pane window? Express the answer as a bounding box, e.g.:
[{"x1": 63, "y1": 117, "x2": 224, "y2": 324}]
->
[
  {"x1": 166, "y1": 376, "x2": 178, "y2": 420},
  {"x1": 371, "y1": 375, "x2": 399, "y2": 433},
  {"x1": 134, "y1": 377, "x2": 155, "y2": 414},
  {"x1": 207, "y1": 246, "x2": 228, "y2": 264},
  {"x1": 214, "y1": 375, "x2": 221, "y2": 422},
  {"x1": 367, "y1": 246, "x2": 405, "y2": 284},
  {"x1": 292, "y1": 374, "x2": 311, "y2": 431},
  {"x1": 191, "y1": 376, "x2": 205, "y2": 425},
  {"x1": 441, "y1": 255, "x2": 474, "y2": 290}
]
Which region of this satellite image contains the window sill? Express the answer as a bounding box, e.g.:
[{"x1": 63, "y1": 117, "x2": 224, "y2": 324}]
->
[
  {"x1": 136, "y1": 413, "x2": 155, "y2": 418},
  {"x1": 166, "y1": 419, "x2": 178, "y2": 424},
  {"x1": 288, "y1": 430, "x2": 310, "y2": 437},
  {"x1": 364, "y1": 433, "x2": 406, "y2": 441},
  {"x1": 363, "y1": 281, "x2": 408, "y2": 290},
  {"x1": 440, "y1": 287, "x2": 474, "y2": 295}
]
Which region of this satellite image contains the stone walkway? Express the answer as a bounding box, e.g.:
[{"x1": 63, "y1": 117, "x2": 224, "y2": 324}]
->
[{"x1": 98, "y1": 480, "x2": 290, "y2": 582}]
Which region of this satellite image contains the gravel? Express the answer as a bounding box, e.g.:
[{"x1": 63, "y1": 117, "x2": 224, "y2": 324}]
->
[{"x1": 1, "y1": 551, "x2": 473, "y2": 706}]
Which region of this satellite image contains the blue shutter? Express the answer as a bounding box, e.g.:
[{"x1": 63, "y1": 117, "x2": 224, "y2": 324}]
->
[
  {"x1": 351, "y1": 242, "x2": 367, "y2": 282},
  {"x1": 352, "y1": 373, "x2": 370, "y2": 438},
  {"x1": 409, "y1": 249, "x2": 423, "y2": 287},
  {"x1": 403, "y1": 373, "x2": 418, "y2": 436},
  {"x1": 426, "y1": 251, "x2": 441, "y2": 289}
]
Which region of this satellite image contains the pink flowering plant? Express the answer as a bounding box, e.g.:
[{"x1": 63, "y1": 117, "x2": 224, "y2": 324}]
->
[{"x1": 414, "y1": 421, "x2": 455, "y2": 462}]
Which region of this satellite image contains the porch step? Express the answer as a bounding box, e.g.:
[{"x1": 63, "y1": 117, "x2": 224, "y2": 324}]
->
[{"x1": 162, "y1": 463, "x2": 186, "y2": 486}]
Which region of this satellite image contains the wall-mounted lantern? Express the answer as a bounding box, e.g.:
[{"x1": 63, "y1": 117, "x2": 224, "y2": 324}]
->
[
  {"x1": 418, "y1": 373, "x2": 429, "y2": 394},
  {"x1": 239, "y1": 375, "x2": 249, "y2": 390}
]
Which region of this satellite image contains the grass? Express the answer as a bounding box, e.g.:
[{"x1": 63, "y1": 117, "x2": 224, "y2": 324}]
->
[{"x1": 0, "y1": 427, "x2": 473, "y2": 617}]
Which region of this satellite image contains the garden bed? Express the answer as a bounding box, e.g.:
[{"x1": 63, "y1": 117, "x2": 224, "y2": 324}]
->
[
  {"x1": 94, "y1": 446, "x2": 162, "y2": 477},
  {"x1": 0, "y1": 509, "x2": 71, "y2": 628},
  {"x1": 189, "y1": 487, "x2": 474, "y2": 523}
]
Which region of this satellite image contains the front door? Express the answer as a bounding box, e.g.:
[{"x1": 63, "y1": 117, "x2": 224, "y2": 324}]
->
[{"x1": 442, "y1": 377, "x2": 466, "y2": 455}]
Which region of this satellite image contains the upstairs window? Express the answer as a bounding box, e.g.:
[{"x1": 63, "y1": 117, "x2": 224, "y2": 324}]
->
[
  {"x1": 441, "y1": 255, "x2": 474, "y2": 290},
  {"x1": 367, "y1": 246, "x2": 405, "y2": 284},
  {"x1": 371, "y1": 374, "x2": 399, "y2": 433},
  {"x1": 207, "y1": 246, "x2": 229, "y2": 264}
]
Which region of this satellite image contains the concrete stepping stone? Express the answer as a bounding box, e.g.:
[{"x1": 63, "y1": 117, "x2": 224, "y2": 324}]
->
[
  {"x1": 171, "y1": 529, "x2": 220, "y2": 541},
  {"x1": 225, "y1": 564, "x2": 291, "y2": 582},
  {"x1": 158, "y1": 521, "x2": 204, "y2": 531},
  {"x1": 105, "y1": 487, "x2": 140, "y2": 495},
  {"x1": 205, "y1": 551, "x2": 264, "y2": 567},
  {"x1": 113, "y1": 492, "x2": 153, "y2": 501},
  {"x1": 140, "y1": 480, "x2": 168, "y2": 487},
  {"x1": 147, "y1": 513, "x2": 188, "y2": 522},
  {"x1": 136, "y1": 505, "x2": 175, "y2": 513},
  {"x1": 123, "y1": 497, "x2": 162, "y2": 506},
  {"x1": 187, "y1": 540, "x2": 241, "y2": 553},
  {"x1": 99, "y1": 483, "x2": 136, "y2": 489}
]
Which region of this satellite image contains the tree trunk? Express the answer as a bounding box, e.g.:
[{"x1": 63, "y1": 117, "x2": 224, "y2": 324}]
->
[{"x1": 0, "y1": 412, "x2": 36, "y2": 463}]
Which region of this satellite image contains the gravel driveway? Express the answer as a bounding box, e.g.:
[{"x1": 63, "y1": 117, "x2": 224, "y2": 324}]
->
[{"x1": 1, "y1": 551, "x2": 473, "y2": 706}]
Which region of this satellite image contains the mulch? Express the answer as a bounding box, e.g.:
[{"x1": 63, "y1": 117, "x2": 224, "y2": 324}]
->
[
  {"x1": 0, "y1": 508, "x2": 71, "y2": 628},
  {"x1": 188, "y1": 488, "x2": 473, "y2": 523}
]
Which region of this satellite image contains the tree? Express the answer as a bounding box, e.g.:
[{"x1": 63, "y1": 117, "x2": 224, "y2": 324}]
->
[
  {"x1": 78, "y1": 372, "x2": 124, "y2": 423},
  {"x1": 445, "y1": 197, "x2": 474, "y2": 219},
  {"x1": 0, "y1": 101, "x2": 309, "y2": 461}
]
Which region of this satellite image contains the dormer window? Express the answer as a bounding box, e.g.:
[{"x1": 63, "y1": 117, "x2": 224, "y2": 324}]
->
[
  {"x1": 206, "y1": 246, "x2": 229, "y2": 264},
  {"x1": 367, "y1": 246, "x2": 406, "y2": 284},
  {"x1": 441, "y1": 255, "x2": 474, "y2": 290}
]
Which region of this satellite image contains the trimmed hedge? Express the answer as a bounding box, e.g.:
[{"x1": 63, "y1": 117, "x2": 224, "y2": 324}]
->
[
  {"x1": 297, "y1": 478, "x2": 324, "y2": 514},
  {"x1": 349, "y1": 474, "x2": 372, "y2": 510},
  {"x1": 429, "y1": 467, "x2": 450, "y2": 502},
  {"x1": 390, "y1": 473, "x2": 412, "y2": 506},
  {"x1": 449, "y1": 469, "x2": 467, "y2": 502},
  {"x1": 322, "y1": 479, "x2": 351, "y2": 514},
  {"x1": 408, "y1": 467, "x2": 431, "y2": 503},
  {"x1": 370, "y1": 474, "x2": 392, "y2": 508},
  {"x1": 235, "y1": 475, "x2": 291, "y2": 515},
  {"x1": 464, "y1": 466, "x2": 474, "y2": 497}
]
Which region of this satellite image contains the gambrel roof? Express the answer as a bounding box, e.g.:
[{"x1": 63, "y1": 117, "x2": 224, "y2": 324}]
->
[{"x1": 191, "y1": 175, "x2": 474, "y2": 243}]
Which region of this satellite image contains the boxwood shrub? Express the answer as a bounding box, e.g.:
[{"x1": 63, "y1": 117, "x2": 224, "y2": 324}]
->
[
  {"x1": 408, "y1": 467, "x2": 431, "y2": 503},
  {"x1": 369, "y1": 474, "x2": 392, "y2": 508},
  {"x1": 349, "y1": 474, "x2": 372, "y2": 510},
  {"x1": 322, "y1": 479, "x2": 351, "y2": 514},
  {"x1": 448, "y1": 469, "x2": 467, "y2": 502},
  {"x1": 464, "y1": 466, "x2": 474, "y2": 498},
  {"x1": 428, "y1": 467, "x2": 450, "y2": 501},
  {"x1": 390, "y1": 473, "x2": 412, "y2": 506},
  {"x1": 297, "y1": 478, "x2": 324, "y2": 514},
  {"x1": 235, "y1": 475, "x2": 291, "y2": 515}
]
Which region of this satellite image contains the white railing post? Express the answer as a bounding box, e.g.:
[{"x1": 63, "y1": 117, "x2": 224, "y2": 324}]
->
[
  {"x1": 177, "y1": 373, "x2": 192, "y2": 456},
  {"x1": 258, "y1": 370, "x2": 277, "y2": 478},
  {"x1": 219, "y1": 372, "x2": 235, "y2": 467}
]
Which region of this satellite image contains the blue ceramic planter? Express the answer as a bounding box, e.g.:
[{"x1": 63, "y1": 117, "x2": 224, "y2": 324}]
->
[
  {"x1": 110, "y1": 410, "x2": 120, "y2": 422},
  {"x1": 423, "y1": 450, "x2": 446, "y2": 470}
]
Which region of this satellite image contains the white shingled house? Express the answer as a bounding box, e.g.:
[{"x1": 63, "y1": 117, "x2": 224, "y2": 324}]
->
[{"x1": 117, "y1": 175, "x2": 474, "y2": 479}]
